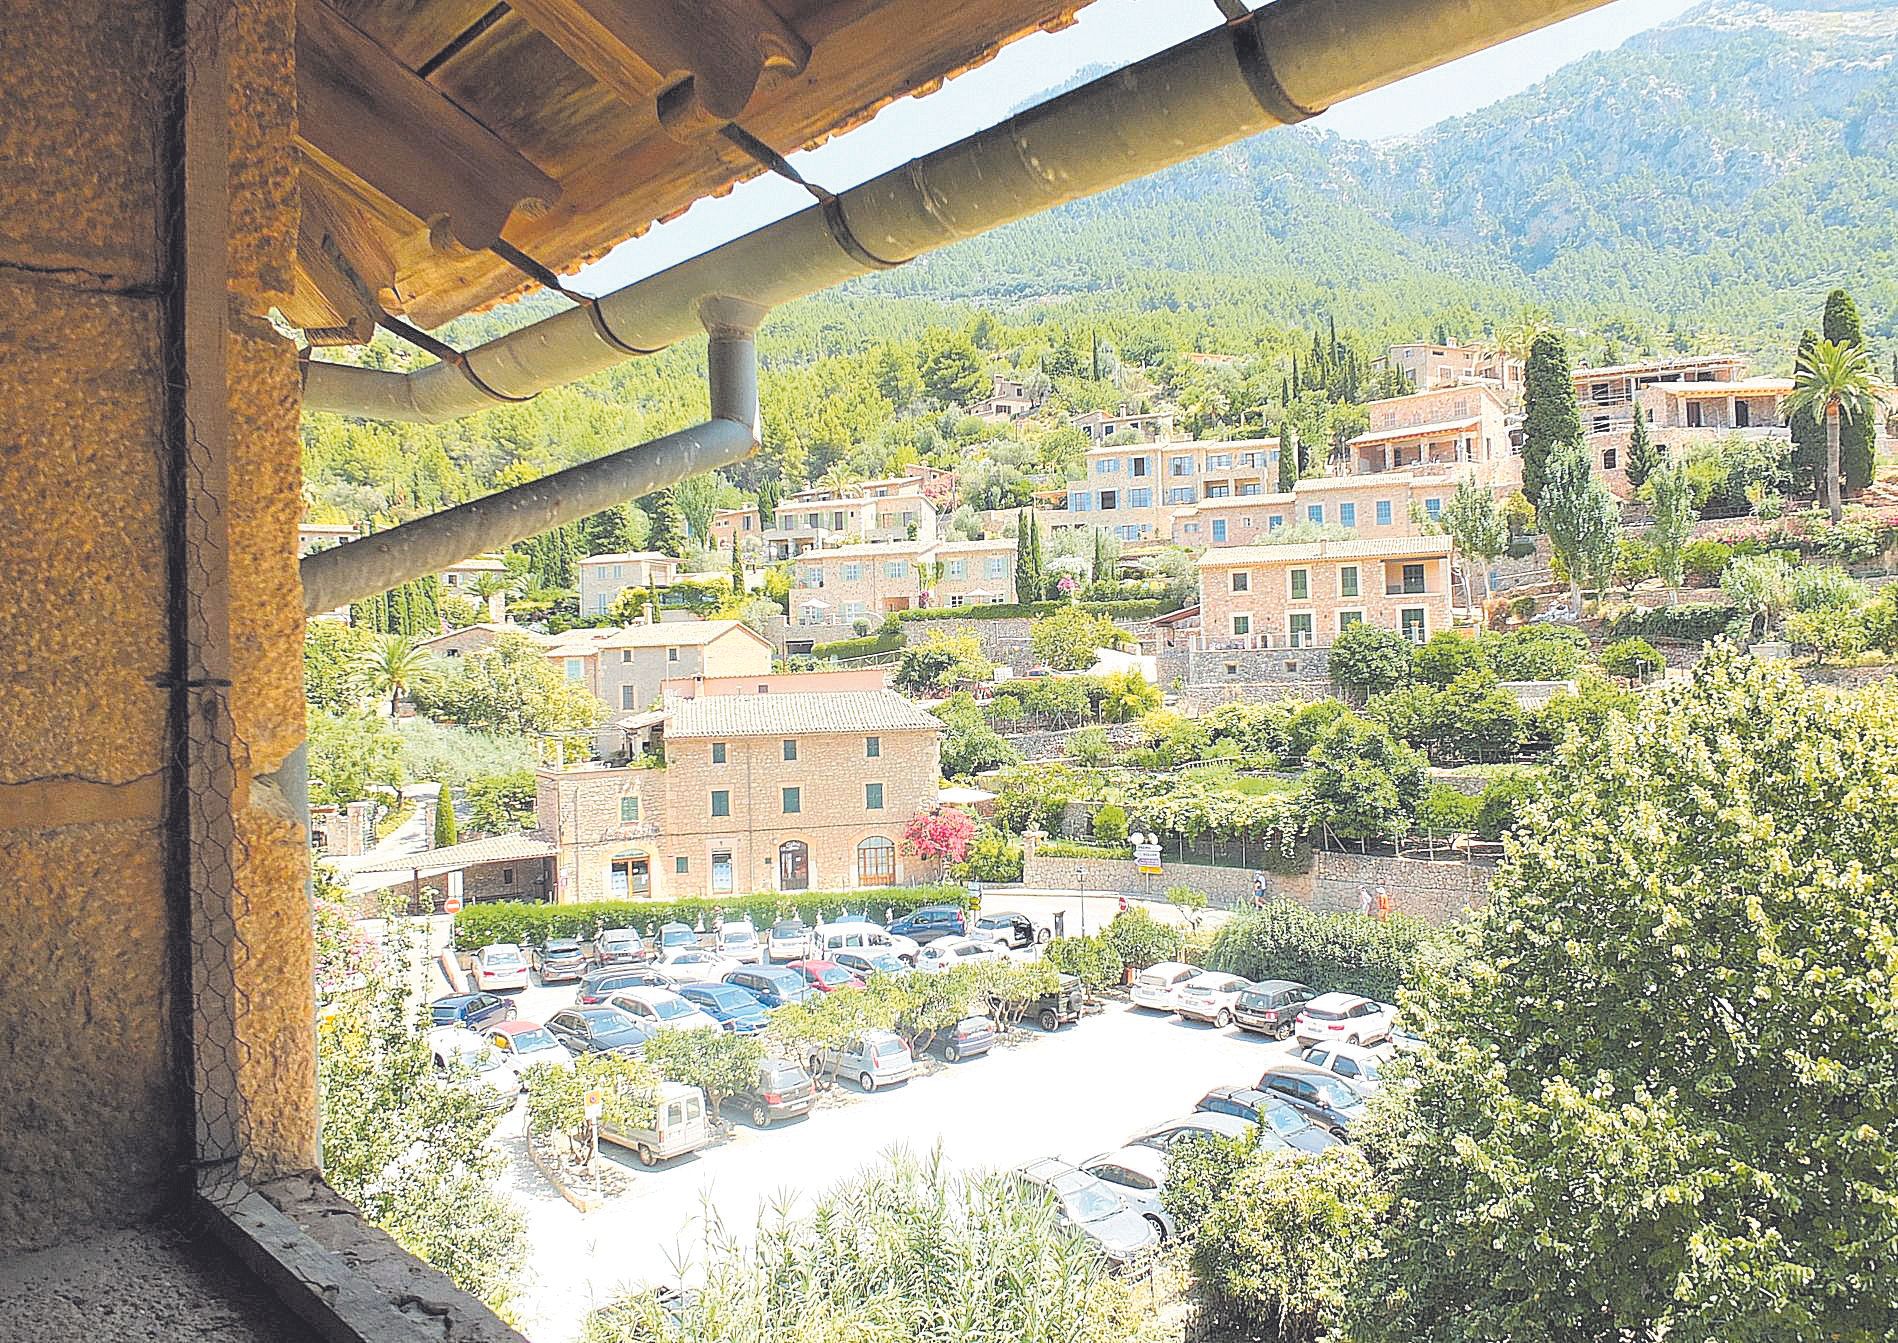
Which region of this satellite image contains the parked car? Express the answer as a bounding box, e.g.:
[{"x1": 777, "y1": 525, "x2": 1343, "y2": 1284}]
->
[
  {"x1": 1129, "y1": 961, "x2": 1200, "y2": 1012},
  {"x1": 914, "y1": 936, "x2": 1006, "y2": 974},
  {"x1": 1231, "y1": 978, "x2": 1315, "y2": 1039},
  {"x1": 1172, "y1": 971, "x2": 1253, "y2": 1028},
  {"x1": 813, "y1": 918, "x2": 919, "y2": 965},
  {"x1": 1128, "y1": 1111, "x2": 1293, "y2": 1156},
  {"x1": 424, "y1": 1025, "x2": 520, "y2": 1109},
  {"x1": 887, "y1": 905, "x2": 967, "y2": 945},
  {"x1": 593, "y1": 926, "x2": 647, "y2": 966},
  {"x1": 766, "y1": 918, "x2": 815, "y2": 962},
  {"x1": 833, "y1": 948, "x2": 910, "y2": 980},
  {"x1": 940, "y1": 1014, "x2": 997, "y2": 1063},
  {"x1": 545, "y1": 1006, "x2": 652, "y2": 1057},
  {"x1": 1293, "y1": 1041, "x2": 1394, "y2": 1090},
  {"x1": 576, "y1": 965, "x2": 671, "y2": 1006},
  {"x1": 483, "y1": 1019, "x2": 574, "y2": 1073},
  {"x1": 970, "y1": 910, "x2": 1045, "y2": 950},
  {"x1": 428, "y1": 991, "x2": 515, "y2": 1030},
  {"x1": 1078, "y1": 1145, "x2": 1178, "y2": 1241},
  {"x1": 1018, "y1": 973, "x2": 1083, "y2": 1032},
  {"x1": 1195, "y1": 1085, "x2": 1338, "y2": 1154},
  {"x1": 1293, "y1": 992, "x2": 1394, "y2": 1047},
  {"x1": 812, "y1": 1030, "x2": 915, "y2": 1092},
  {"x1": 715, "y1": 920, "x2": 763, "y2": 964},
  {"x1": 606, "y1": 987, "x2": 721, "y2": 1034},
  {"x1": 599, "y1": 1080, "x2": 710, "y2": 1166},
  {"x1": 1013, "y1": 1158, "x2": 1158, "y2": 1269},
  {"x1": 676, "y1": 981, "x2": 771, "y2": 1034},
  {"x1": 784, "y1": 958, "x2": 865, "y2": 994},
  {"x1": 1381, "y1": 1005, "x2": 1424, "y2": 1053},
  {"x1": 1256, "y1": 1067, "x2": 1370, "y2": 1139},
  {"x1": 729, "y1": 1057, "x2": 817, "y2": 1128},
  {"x1": 467, "y1": 943, "x2": 530, "y2": 992},
  {"x1": 530, "y1": 938, "x2": 589, "y2": 984},
  {"x1": 655, "y1": 921, "x2": 700, "y2": 956},
  {"x1": 653, "y1": 947, "x2": 740, "y2": 987},
  {"x1": 724, "y1": 964, "x2": 817, "y2": 1009}
]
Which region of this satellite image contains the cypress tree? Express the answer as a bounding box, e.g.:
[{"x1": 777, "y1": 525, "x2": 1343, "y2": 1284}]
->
[
  {"x1": 1788, "y1": 329, "x2": 1825, "y2": 494},
  {"x1": 1521, "y1": 331, "x2": 1582, "y2": 507},
  {"x1": 730, "y1": 539, "x2": 745, "y2": 596},
  {"x1": 433, "y1": 790, "x2": 458, "y2": 848},
  {"x1": 1822, "y1": 288, "x2": 1875, "y2": 492},
  {"x1": 1013, "y1": 509, "x2": 1036, "y2": 603},
  {"x1": 1277, "y1": 421, "x2": 1300, "y2": 493},
  {"x1": 1624, "y1": 404, "x2": 1658, "y2": 492},
  {"x1": 645, "y1": 489, "x2": 687, "y2": 557}
]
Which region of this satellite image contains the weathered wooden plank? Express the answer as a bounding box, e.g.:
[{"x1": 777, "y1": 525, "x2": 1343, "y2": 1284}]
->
[{"x1": 295, "y1": 0, "x2": 560, "y2": 250}]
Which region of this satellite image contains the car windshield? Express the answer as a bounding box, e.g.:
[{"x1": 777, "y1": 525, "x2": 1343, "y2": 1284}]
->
[
  {"x1": 704, "y1": 988, "x2": 752, "y2": 1012},
  {"x1": 1054, "y1": 1178, "x2": 1123, "y2": 1224},
  {"x1": 545, "y1": 941, "x2": 581, "y2": 954},
  {"x1": 771, "y1": 921, "x2": 804, "y2": 937},
  {"x1": 722, "y1": 927, "x2": 757, "y2": 943},
  {"x1": 1315, "y1": 1081, "x2": 1365, "y2": 1111},
  {"x1": 484, "y1": 949, "x2": 523, "y2": 965},
  {"x1": 508, "y1": 1027, "x2": 558, "y2": 1053},
  {"x1": 1258, "y1": 1104, "x2": 1305, "y2": 1136},
  {"x1": 659, "y1": 927, "x2": 692, "y2": 945},
  {"x1": 601, "y1": 932, "x2": 637, "y2": 950},
  {"x1": 870, "y1": 1038, "x2": 907, "y2": 1059},
  {"x1": 862, "y1": 954, "x2": 903, "y2": 973},
  {"x1": 1303, "y1": 1004, "x2": 1347, "y2": 1021},
  {"x1": 814, "y1": 966, "x2": 855, "y2": 986},
  {"x1": 444, "y1": 1042, "x2": 504, "y2": 1073},
  {"x1": 594, "y1": 1019, "x2": 647, "y2": 1046},
  {"x1": 652, "y1": 998, "x2": 695, "y2": 1021}
]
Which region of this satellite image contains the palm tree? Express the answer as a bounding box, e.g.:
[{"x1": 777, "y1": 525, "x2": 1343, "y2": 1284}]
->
[
  {"x1": 1488, "y1": 307, "x2": 1553, "y2": 364},
  {"x1": 817, "y1": 461, "x2": 863, "y2": 497},
  {"x1": 467, "y1": 571, "x2": 515, "y2": 620},
  {"x1": 355, "y1": 633, "x2": 428, "y2": 717},
  {"x1": 1783, "y1": 339, "x2": 1877, "y2": 523}
]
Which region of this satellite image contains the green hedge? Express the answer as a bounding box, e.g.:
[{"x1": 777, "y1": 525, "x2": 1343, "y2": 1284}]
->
[
  {"x1": 1605, "y1": 603, "x2": 1739, "y2": 645},
  {"x1": 1203, "y1": 904, "x2": 1435, "y2": 1002},
  {"x1": 1035, "y1": 839, "x2": 1129, "y2": 860},
  {"x1": 810, "y1": 629, "x2": 904, "y2": 660},
  {"x1": 451, "y1": 886, "x2": 959, "y2": 950}
]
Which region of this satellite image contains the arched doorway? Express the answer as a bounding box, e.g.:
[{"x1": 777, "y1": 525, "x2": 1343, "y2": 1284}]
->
[
  {"x1": 857, "y1": 836, "x2": 896, "y2": 887},
  {"x1": 778, "y1": 840, "x2": 809, "y2": 891}
]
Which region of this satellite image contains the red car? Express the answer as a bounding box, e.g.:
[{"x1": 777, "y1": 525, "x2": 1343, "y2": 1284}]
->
[{"x1": 784, "y1": 959, "x2": 865, "y2": 994}]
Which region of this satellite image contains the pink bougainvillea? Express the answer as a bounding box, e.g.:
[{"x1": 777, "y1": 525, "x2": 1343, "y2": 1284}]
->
[{"x1": 902, "y1": 806, "x2": 976, "y2": 863}]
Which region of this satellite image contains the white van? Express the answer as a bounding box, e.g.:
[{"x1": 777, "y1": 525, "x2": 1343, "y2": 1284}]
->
[
  {"x1": 600, "y1": 1081, "x2": 710, "y2": 1166},
  {"x1": 1130, "y1": 962, "x2": 1200, "y2": 1012},
  {"x1": 812, "y1": 919, "x2": 919, "y2": 966}
]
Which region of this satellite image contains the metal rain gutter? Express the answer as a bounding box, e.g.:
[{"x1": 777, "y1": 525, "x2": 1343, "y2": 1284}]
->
[{"x1": 301, "y1": 0, "x2": 1612, "y2": 424}]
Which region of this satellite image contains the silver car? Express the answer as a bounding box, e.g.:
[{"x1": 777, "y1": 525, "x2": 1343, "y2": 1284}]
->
[
  {"x1": 1014, "y1": 1157, "x2": 1158, "y2": 1269},
  {"x1": 1079, "y1": 1145, "x2": 1178, "y2": 1241},
  {"x1": 812, "y1": 1029, "x2": 915, "y2": 1092}
]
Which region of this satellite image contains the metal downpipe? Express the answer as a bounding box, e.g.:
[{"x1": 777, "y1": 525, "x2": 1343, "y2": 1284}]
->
[{"x1": 301, "y1": 0, "x2": 1611, "y2": 424}]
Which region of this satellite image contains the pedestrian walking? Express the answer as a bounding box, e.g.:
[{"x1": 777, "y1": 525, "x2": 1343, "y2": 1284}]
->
[
  {"x1": 1374, "y1": 886, "x2": 1393, "y2": 922},
  {"x1": 1358, "y1": 886, "x2": 1373, "y2": 917},
  {"x1": 1251, "y1": 873, "x2": 1267, "y2": 909},
  {"x1": 1053, "y1": 909, "x2": 1066, "y2": 938}
]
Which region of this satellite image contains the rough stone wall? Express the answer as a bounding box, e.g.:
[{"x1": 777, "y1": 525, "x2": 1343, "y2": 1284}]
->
[
  {"x1": 1000, "y1": 721, "x2": 1145, "y2": 763},
  {"x1": 1178, "y1": 680, "x2": 1333, "y2": 713},
  {"x1": 0, "y1": 0, "x2": 312, "y2": 1250},
  {"x1": 1024, "y1": 855, "x2": 1297, "y2": 908}
]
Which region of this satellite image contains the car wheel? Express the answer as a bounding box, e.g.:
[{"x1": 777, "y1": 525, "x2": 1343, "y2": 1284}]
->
[
  {"x1": 1143, "y1": 1214, "x2": 1168, "y2": 1242},
  {"x1": 1346, "y1": 1034, "x2": 1360, "y2": 1047},
  {"x1": 1038, "y1": 1008, "x2": 1059, "y2": 1032},
  {"x1": 504, "y1": 1004, "x2": 518, "y2": 1021},
  {"x1": 750, "y1": 1103, "x2": 770, "y2": 1128},
  {"x1": 945, "y1": 1043, "x2": 960, "y2": 1063},
  {"x1": 1214, "y1": 1009, "x2": 1232, "y2": 1029},
  {"x1": 859, "y1": 1071, "x2": 876, "y2": 1093},
  {"x1": 1329, "y1": 1126, "x2": 1347, "y2": 1141},
  {"x1": 637, "y1": 1144, "x2": 657, "y2": 1167},
  {"x1": 1037, "y1": 928, "x2": 1051, "y2": 945}
]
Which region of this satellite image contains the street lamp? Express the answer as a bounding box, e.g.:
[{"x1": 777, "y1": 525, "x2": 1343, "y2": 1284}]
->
[{"x1": 1075, "y1": 863, "x2": 1086, "y2": 938}]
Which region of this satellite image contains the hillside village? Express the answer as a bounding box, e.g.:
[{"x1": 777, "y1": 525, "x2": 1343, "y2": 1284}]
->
[{"x1": 307, "y1": 297, "x2": 1898, "y2": 917}]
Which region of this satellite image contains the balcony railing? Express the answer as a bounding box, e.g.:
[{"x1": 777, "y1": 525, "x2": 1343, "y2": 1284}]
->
[
  {"x1": 1191, "y1": 631, "x2": 1321, "y2": 652},
  {"x1": 1386, "y1": 582, "x2": 1429, "y2": 596}
]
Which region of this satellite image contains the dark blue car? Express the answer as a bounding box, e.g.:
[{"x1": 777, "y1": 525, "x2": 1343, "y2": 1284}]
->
[
  {"x1": 678, "y1": 981, "x2": 771, "y2": 1034},
  {"x1": 724, "y1": 964, "x2": 815, "y2": 1009},
  {"x1": 888, "y1": 905, "x2": 966, "y2": 945},
  {"x1": 428, "y1": 992, "x2": 515, "y2": 1029}
]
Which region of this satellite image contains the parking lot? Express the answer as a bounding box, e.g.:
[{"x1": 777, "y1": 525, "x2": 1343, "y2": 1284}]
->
[{"x1": 495, "y1": 992, "x2": 1296, "y2": 1342}]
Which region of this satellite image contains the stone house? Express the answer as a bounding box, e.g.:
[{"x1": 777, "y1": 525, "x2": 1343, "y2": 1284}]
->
[
  {"x1": 1344, "y1": 385, "x2": 1519, "y2": 492},
  {"x1": 711, "y1": 484, "x2": 939, "y2": 559},
  {"x1": 576, "y1": 551, "x2": 682, "y2": 616},
  {"x1": 1380, "y1": 341, "x2": 1523, "y2": 396},
  {"x1": 537, "y1": 690, "x2": 942, "y2": 901},
  {"x1": 1170, "y1": 471, "x2": 1455, "y2": 548},
  {"x1": 1588, "y1": 376, "x2": 1793, "y2": 497},
  {"x1": 788, "y1": 538, "x2": 1017, "y2": 626},
  {"x1": 1057, "y1": 436, "x2": 1279, "y2": 542},
  {"x1": 1071, "y1": 404, "x2": 1177, "y2": 444},
  {"x1": 1196, "y1": 535, "x2": 1456, "y2": 650},
  {"x1": 551, "y1": 619, "x2": 773, "y2": 717}
]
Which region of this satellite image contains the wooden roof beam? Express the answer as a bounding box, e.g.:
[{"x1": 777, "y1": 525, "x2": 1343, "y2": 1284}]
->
[
  {"x1": 289, "y1": 180, "x2": 400, "y2": 344},
  {"x1": 295, "y1": 0, "x2": 559, "y2": 251},
  {"x1": 505, "y1": 0, "x2": 812, "y2": 140}
]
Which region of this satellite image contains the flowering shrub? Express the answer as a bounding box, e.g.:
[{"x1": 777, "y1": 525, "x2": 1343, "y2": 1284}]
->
[{"x1": 902, "y1": 806, "x2": 976, "y2": 863}]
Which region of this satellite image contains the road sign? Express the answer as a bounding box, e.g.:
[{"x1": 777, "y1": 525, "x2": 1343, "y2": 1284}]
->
[
  {"x1": 1133, "y1": 840, "x2": 1163, "y2": 876},
  {"x1": 584, "y1": 1089, "x2": 604, "y2": 1121},
  {"x1": 442, "y1": 894, "x2": 464, "y2": 915},
  {"x1": 966, "y1": 880, "x2": 982, "y2": 913}
]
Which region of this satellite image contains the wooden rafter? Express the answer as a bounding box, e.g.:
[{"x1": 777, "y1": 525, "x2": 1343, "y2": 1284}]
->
[
  {"x1": 295, "y1": 0, "x2": 560, "y2": 251},
  {"x1": 505, "y1": 0, "x2": 812, "y2": 139}
]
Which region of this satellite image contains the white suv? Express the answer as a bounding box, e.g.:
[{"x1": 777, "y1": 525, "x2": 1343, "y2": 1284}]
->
[
  {"x1": 1292, "y1": 992, "x2": 1394, "y2": 1047},
  {"x1": 1293, "y1": 1040, "x2": 1394, "y2": 1090},
  {"x1": 468, "y1": 943, "x2": 530, "y2": 992},
  {"x1": 1172, "y1": 972, "x2": 1252, "y2": 1028},
  {"x1": 914, "y1": 936, "x2": 1006, "y2": 974},
  {"x1": 1129, "y1": 962, "x2": 1199, "y2": 1012}
]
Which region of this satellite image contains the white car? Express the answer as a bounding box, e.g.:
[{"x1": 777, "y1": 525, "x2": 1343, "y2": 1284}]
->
[
  {"x1": 767, "y1": 918, "x2": 815, "y2": 962},
  {"x1": 1079, "y1": 1145, "x2": 1178, "y2": 1241},
  {"x1": 482, "y1": 1021, "x2": 575, "y2": 1074},
  {"x1": 715, "y1": 920, "x2": 764, "y2": 964},
  {"x1": 1129, "y1": 961, "x2": 1199, "y2": 1012},
  {"x1": 606, "y1": 987, "x2": 721, "y2": 1034},
  {"x1": 653, "y1": 947, "x2": 740, "y2": 987},
  {"x1": 1293, "y1": 992, "x2": 1395, "y2": 1048},
  {"x1": 424, "y1": 1026, "x2": 520, "y2": 1108},
  {"x1": 1172, "y1": 971, "x2": 1252, "y2": 1028},
  {"x1": 467, "y1": 943, "x2": 530, "y2": 992},
  {"x1": 813, "y1": 918, "x2": 920, "y2": 966},
  {"x1": 914, "y1": 936, "x2": 1007, "y2": 974},
  {"x1": 1293, "y1": 1040, "x2": 1394, "y2": 1090}
]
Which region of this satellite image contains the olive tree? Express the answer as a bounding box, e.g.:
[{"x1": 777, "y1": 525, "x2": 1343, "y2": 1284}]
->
[{"x1": 1354, "y1": 650, "x2": 1898, "y2": 1343}]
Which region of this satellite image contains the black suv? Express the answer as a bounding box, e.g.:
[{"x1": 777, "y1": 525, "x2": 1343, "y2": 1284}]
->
[
  {"x1": 1231, "y1": 979, "x2": 1314, "y2": 1039},
  {"x1": 888, "y1": 905, "x2": 966, "y2": 945},
  {"x1": 532, "y1": 938, "x2": 589, "y2": 984},
  {"x1": 1014, "y1": 973, "x2": 1083, "y2": 1032},
  {"x1": 1256, "y1": 1068, "x2": 1369, "y2": 1139},
  {"x1": 576, "y1": 965, "x2": 670, "y2": 1005},
  {"x1": 729, "y1": 1057, "x2": 817, "y2": 1128}
]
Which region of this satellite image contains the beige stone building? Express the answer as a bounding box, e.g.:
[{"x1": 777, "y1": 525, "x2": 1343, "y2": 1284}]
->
[
  {"x1": 710, "y1": 483, "x2": 938, "y2": 559},
  {"x1": 1587, "y1": 370, "x2": 1792, "y2": 497},
  {"x1": 1196, "y1": 536, "x2": 1456, "y2": 650},
  {"x1": 537, "y1": 690, "x2": 942, "y2": 901},
  {"x1": 1343, "y1": 385, "x2": 1519, "y2": 492},
  {"x1": 1071, "y1": 404, "x2": 1177, "y2": 445},
  {"x1": 1381, "y1": 341, "x2": 1524, "y2": 396},
  {"x1": 576, "y1": 551, "x2": 682, "y2": 617},
  {"x1": 1171, "y1": 472, "x2": 1455, "y2": 548},
  {"x1": 788, "y1": 538, "x2": 1016, "y2": 626},
  {"x1": 546, "y1": 619, "x2": 773, "y2": 717},
  {"x1": 1059, "y1": 436, "x2": 1280, "y2": 541}
]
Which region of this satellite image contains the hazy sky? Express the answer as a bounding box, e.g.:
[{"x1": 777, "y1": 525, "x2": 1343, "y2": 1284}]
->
[{"x1": 576, "y1": 0, "x2": 1701, "y2": 291}]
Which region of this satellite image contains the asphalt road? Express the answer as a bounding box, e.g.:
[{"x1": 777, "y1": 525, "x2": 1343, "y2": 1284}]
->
[{"x1": 494, "y1": 990, "x2": 1297, "y2": 1342}]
